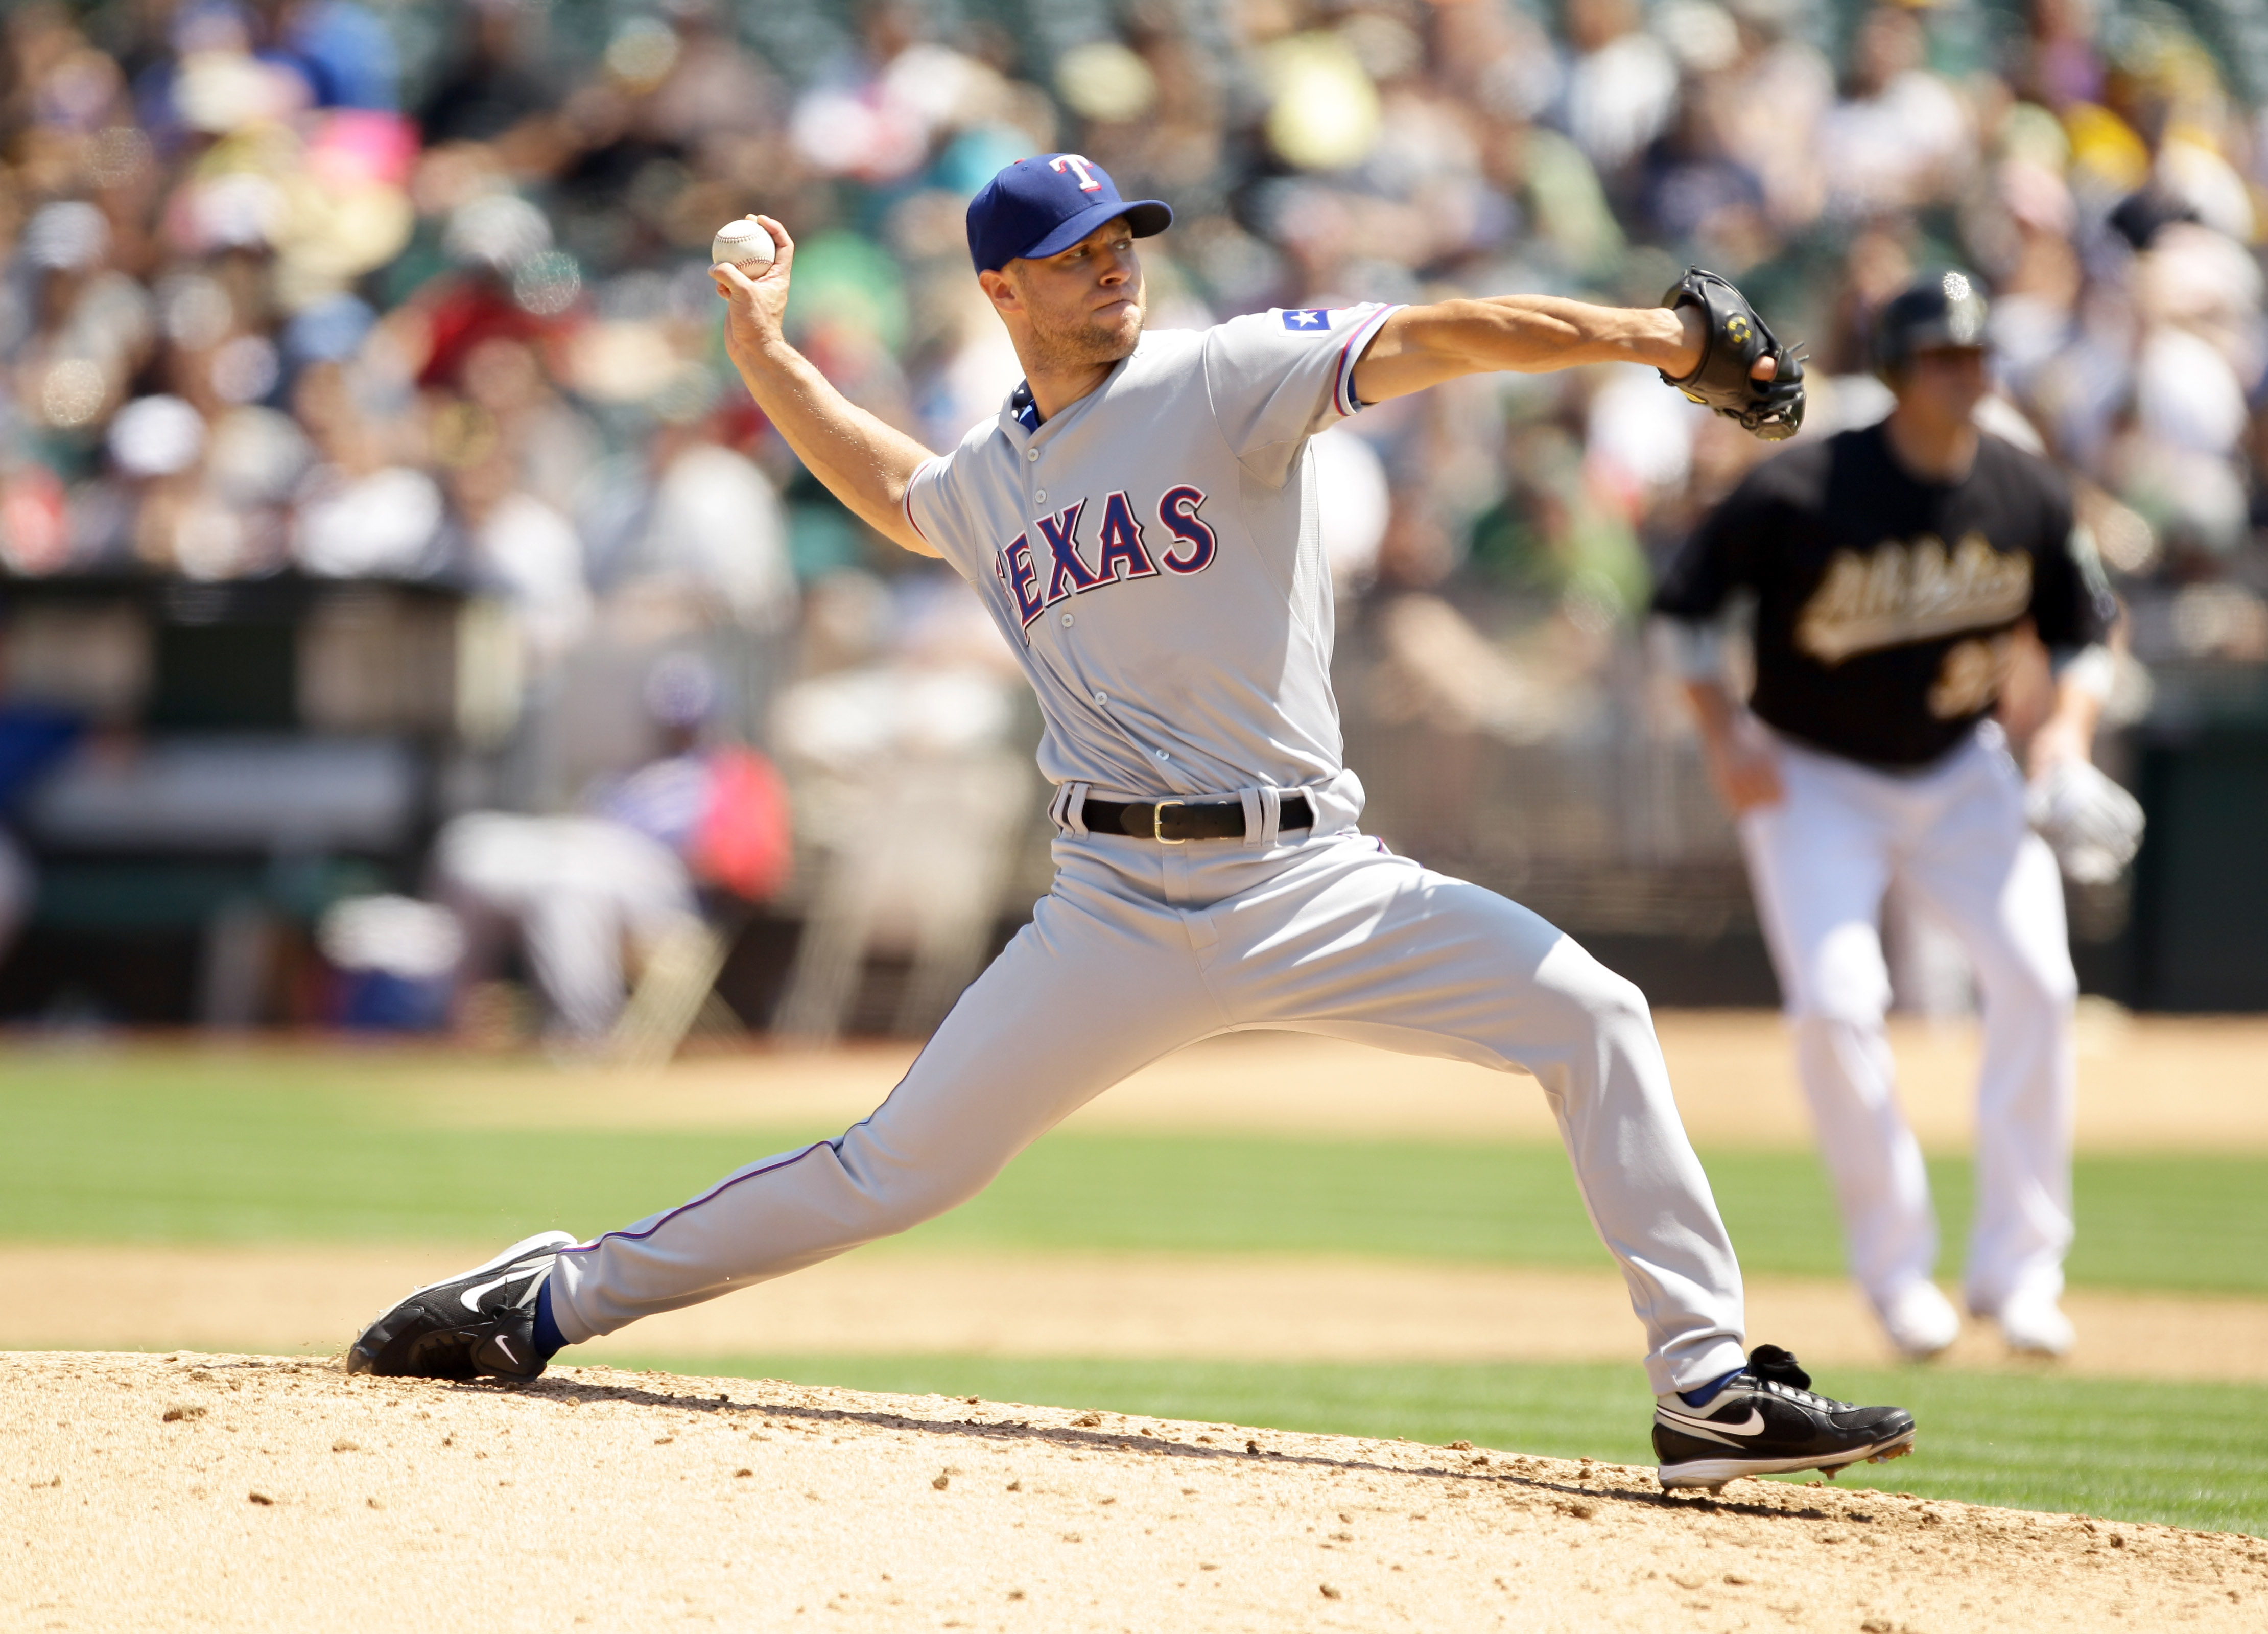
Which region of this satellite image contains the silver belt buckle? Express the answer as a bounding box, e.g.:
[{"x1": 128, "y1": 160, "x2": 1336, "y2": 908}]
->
[{"x1": 1152, "y1": 798, "x2": 1186, "y2": 844}]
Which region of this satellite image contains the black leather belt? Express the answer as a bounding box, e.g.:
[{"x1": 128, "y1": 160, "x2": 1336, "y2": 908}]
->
[{"x1": 1081, "y1": 792, "x2": 1313, "y2": 843}]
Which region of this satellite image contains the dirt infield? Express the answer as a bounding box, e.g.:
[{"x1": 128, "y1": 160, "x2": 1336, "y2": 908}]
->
[
  {"x1": 6, "y1": 1352, "x2": 2261, "y2": 1634},
  {"x1": 414, "y1": 1010, "x2": 2268, "y2": 1153},
  {"x1": 6, "y1": 1244, "x2": 2266, "y2": 1383}
]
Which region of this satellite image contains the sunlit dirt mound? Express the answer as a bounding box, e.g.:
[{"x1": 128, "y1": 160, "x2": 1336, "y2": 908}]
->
[{"x1": 5, "y1": 1352, "x2": 2262, "y2": 1632}]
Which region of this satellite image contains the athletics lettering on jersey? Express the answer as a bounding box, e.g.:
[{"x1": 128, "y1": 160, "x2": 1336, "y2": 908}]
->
[
  {"x1": 1794, "y1": 532, "x2": 2033, "y2": 665},
  {"x1": 1654, "y1": 422, "x2": 2109, "y2": 767}
]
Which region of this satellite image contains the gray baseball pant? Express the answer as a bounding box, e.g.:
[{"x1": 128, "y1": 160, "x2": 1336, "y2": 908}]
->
[{"x1": 547, "y1": 818, "x2": 1749, "y2": 1395}]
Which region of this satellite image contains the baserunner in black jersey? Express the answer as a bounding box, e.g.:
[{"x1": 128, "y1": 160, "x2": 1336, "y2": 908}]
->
[{"x1": 1654, "y1": 271, "x2": 2120, "y2": 1361}]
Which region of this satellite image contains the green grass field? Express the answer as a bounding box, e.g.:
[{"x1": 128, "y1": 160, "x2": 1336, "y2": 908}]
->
[
  {"x1": 616, "y1": 1351, "x2": 2268, "y2": 1537},
  {"x1": 4, "y1": 1046, "x2": 2265, "y2": 1536},
  {"x1": 1, "y1": 1051, "x2": 2261, "y2": 1292}
]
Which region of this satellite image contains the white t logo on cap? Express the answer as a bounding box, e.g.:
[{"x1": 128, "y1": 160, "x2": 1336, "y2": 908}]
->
[{"x1": 1049, "y1": 154, "x2": 1103, "y2": 192}]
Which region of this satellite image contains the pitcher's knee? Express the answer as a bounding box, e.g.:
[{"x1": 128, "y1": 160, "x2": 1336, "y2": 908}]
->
[
  {"x1": 1539, "y1": 943, "x2": 1655, "y2": 1043},
  {"x1": 836, "y1": 1140, "x2": 1001, "y2": 1239},
  {"x1": 869, "y1": 1174, "x2": 987, "y2": 1237}
]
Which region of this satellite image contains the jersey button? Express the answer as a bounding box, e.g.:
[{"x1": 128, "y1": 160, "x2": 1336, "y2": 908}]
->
[
  {"x1": 1094, "y1": 691, "x2": 1107, "y2": 705},
  {"x1": 1035, "y1": 488, "x2": 1047, "y2": 502},
  {"x1": 1155, "y1": 749, "x2": 1169, "y2": 760},
  {"x1": 1060, "y1": 611, "x2": 1074, "y2": 626},
  {"x1": 1026, "y1": 448, "x2": 1038, "y2": 461}
]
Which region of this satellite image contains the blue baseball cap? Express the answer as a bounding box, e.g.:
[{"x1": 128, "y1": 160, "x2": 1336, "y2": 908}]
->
[{"x1": 966, "y1": 154, "x2": 1172, "y2": 274}]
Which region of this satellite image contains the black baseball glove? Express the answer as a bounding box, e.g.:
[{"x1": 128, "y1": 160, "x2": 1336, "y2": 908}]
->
[{"x1": 1658, "y1": 267, "x2": 1806, "y2": 441}]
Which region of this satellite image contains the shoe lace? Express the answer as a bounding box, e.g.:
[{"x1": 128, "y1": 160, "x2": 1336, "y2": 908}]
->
[
  {"x1": 1758, "y1": 1376, "x2": 1845, "y2": 1412},
  {"x1": 1745, "y1": 1344, "x2": 1853, "y2": 1412}
]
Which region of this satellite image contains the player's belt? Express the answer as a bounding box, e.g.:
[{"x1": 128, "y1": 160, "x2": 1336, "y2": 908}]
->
[{"x1": 1082, "y1": 793, "x2": 1313, "y2": 844}]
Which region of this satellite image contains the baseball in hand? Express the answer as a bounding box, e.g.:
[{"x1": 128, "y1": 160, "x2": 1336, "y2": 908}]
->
[{"x1": 711, "y1": 218, "x2": 776, "y2": 273}]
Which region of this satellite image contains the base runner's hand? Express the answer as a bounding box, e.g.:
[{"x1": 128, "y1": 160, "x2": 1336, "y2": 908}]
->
[
  {"x1": 712, "y1": 215, "x2": 794, "y2": 372},
  {"x1": 2024, "y1": 714, "x2": 2089, "y2": 782},
  {"x1": 1703, "y1": 725, "x2": 1785, "y2": 815}
]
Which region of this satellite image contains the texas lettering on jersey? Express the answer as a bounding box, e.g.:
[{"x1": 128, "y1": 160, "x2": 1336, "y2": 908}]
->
[
  {"x1": 1794, "y1": 531, "x2": 2033, "y2": 665},
  {"x1": 993, "y1": 483, "x2": 1218, "y2": 634}
]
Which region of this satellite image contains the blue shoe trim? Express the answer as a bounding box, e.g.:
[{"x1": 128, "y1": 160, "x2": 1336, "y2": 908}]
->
[{"x1": 1679, "y1": 1366, "x2": 1745, "y2": 1409}]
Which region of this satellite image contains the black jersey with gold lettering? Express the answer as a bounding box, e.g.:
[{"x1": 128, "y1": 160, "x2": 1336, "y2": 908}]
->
[{"x1": 1653, "y1": 422, "x2": 2114, "y2": 768}]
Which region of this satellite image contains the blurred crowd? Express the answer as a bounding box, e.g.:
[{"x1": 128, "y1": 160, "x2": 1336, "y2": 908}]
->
[
  {"x1": 2, "y1": 0, "x2": 2265, "y2": 1033},
  {"x1": 9, "y1": 0, "x2": 2268, "y2": 657}
]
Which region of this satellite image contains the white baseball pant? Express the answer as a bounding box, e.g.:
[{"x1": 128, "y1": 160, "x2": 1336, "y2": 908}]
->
[
  {"x1": 1737, "y1": 723, "x2": 2077, "y2": 1321},
  {"x1": 548, "y1": 787, "x2": 1750, "y2": 1395}
]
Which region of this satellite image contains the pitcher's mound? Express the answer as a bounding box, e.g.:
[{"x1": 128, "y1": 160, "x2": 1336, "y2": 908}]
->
[{"x1": 6, "y1": 1352, "x2": 2260, "y2": 1632}]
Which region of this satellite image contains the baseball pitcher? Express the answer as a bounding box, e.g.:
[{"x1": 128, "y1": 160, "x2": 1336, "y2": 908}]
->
[{"x1": 351, "y1": 156, "x2": 1912, "y2": 1491}]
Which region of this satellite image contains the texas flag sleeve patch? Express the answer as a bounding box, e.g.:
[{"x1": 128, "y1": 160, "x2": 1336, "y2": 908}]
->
[{"x1": 1280, "y1": 308, "x2": 1332, "y2": 332}]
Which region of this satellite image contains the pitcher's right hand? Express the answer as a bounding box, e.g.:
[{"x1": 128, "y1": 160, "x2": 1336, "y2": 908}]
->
[{"x1": 712, "y1": 214, "x2": 795, "y2": 370}]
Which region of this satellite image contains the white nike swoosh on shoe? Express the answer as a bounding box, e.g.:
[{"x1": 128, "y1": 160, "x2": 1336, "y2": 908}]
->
[
  {"x1": 1657, "y1": 1406, "x2": 1766, "y2": 1437},
  {"x1": 493, "y1": 1336, "x2": 517, "y2": 1364},
  {"x1": 461, "y1": 1263, "x2": 548, "y2": 1312}
]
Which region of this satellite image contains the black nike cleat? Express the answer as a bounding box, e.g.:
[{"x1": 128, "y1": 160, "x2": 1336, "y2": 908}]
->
[
  {"x1": 1653, "y1": 1344, "x2": 1916, "y2": 1492},
  {"x1": 346, "y1": 1231, "x2": 579, "y2": 1381}
]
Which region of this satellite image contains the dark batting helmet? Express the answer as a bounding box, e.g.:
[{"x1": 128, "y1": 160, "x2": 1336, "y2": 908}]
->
[{"x1": 1872, "y1": 270, "x2": 1991, "y2": 381}]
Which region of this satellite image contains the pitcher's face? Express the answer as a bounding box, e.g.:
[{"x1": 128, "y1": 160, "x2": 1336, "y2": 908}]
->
[{"x1": 982, "y1": 217, "x2": 1146, "y2": 370}]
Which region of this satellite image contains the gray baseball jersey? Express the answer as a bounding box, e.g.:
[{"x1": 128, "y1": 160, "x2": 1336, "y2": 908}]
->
[{"x1": 905, "y1": 304, "x2": 1400, "y2": 797}]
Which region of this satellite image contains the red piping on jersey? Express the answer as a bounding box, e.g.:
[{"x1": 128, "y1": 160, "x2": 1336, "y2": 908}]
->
[{"x1": 902, "y1": 458, "x2": 936, "y2": 546}]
